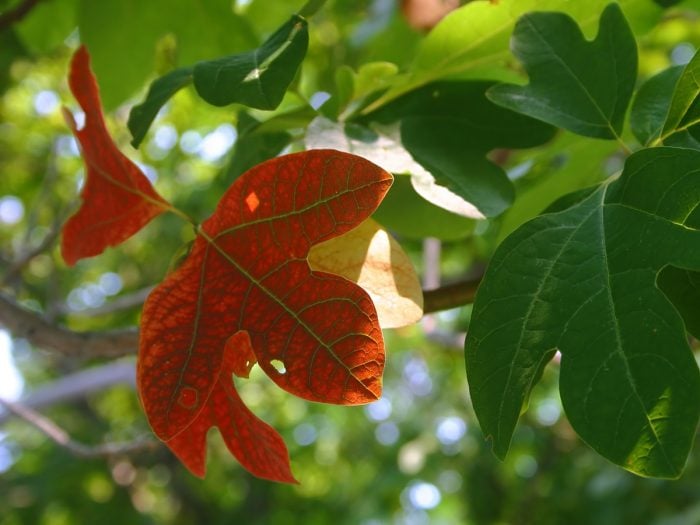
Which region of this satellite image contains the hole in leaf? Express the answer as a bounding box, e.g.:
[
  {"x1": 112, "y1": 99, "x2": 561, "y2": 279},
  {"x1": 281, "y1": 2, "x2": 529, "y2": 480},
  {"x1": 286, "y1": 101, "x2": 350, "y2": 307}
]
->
[{"x1": 270, "y1": 359, "x2": 287, "y2": 375}]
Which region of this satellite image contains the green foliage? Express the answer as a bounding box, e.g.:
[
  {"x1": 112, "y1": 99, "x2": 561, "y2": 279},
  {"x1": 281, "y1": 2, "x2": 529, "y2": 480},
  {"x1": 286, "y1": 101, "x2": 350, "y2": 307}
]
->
[
  {"x1": 488, "y1": 4, "x2": 637, "y2": 140},
  {"x1": 630, "y1": 65, "x2": 683, "y2": 145},
  {"x1": 77, "y1": 0, "x2": 257, "y2": 109},
  {"x1": 466, "y1": 148, "x2": 700, "y2": 478},
  {"x1": 127, "y1": 68, "x2": 194, "y2": 148},
  {"x1": 4, "y1": 0, "x2": 700, "y2": 522},
  {"x1": 192, "y1": 15, "x2": 308, "y2": 108},
  {"x1": 660, "y1": 48, "x2": 700, "y2": 146}
]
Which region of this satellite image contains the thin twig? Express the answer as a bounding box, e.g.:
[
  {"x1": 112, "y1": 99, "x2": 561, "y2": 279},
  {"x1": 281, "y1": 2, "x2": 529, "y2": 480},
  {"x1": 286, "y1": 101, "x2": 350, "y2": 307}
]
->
[
  {"x1": 0, "y1": 293, "x2": 138, "y2": 359},
  {"x1": 0, "y1": 272, "x2": 480, "y2": 362},
  {"x1": 422, "y1": 238, "x2": 442, "y2": 290},
  {"x1": 55, "y1": 286, "x2": 154, "y2": 317},
  {"x1": 0, "y1": 360, "x2": 136, "y2": 425},
  {"x1": 0, "y1": 398, "x2": 158, "y2": 459},
  {"x1": 0, "y1": 0, "x2": 45, "y2": 30},
  {"x1": 1, "y1": 221, "x2": 62, "y2": 286}
]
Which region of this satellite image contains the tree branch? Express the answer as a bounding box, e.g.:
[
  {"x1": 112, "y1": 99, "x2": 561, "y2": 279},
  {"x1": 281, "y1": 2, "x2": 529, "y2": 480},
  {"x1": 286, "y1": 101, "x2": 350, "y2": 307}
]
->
[
  {"x1": 55, "y1": 286, "x2": 153, "y2": 317},
  {"x1": 0, "y1": 293, "x2": 137, "y2": 359},
  {"x1": 0, "y1": 0, "x2": 45, "y2": 30},
  {"x1": 0, "y1": 397, "x2": 158, "y2": 459},
  {"x1": 0, "y1": 360, "x2": 136, "y2": 425},
  {"x1": 0, "y1": 273, "x2": 480, "y2": 361},
  {"x1": 423, "y1": 278, "x2": 480, "y2": 314},
  {"x1": 1, "y1": 220, "x2": 62, "y2": 287}
]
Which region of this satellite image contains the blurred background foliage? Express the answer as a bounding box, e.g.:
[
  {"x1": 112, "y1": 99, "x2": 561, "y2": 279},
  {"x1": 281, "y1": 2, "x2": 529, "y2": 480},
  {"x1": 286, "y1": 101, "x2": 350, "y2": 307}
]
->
[{"x1": 1, "y1": 0, "x2": 700, "y2": 524}]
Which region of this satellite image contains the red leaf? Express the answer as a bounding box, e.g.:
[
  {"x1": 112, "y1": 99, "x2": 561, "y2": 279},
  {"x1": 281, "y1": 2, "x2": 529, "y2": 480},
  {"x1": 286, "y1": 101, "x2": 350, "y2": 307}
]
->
[
  {"x1": 138, "y1": 150, "x2": 392, "y2": 481},
  {"x1": 167, "y1": 332, "x2": 296, "y2": 483},
  {"x1": 61, "y1": 46, "x2": 169, "y2": 266}
]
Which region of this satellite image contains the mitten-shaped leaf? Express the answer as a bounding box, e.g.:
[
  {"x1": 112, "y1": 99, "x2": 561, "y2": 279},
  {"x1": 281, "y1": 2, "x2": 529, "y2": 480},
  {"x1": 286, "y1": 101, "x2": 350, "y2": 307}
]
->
[
  {"x1": 138, "y1": 150, "x2": 392, "y2": 479},
  {"x1": 488, "y1": 4, "x2": 637, "y2": 139},
  {"x1": 61, "y1": 46, "x2": 168, "y2": 265},
  {"x1": 466, "y1": 148, "x2": 700, "y2": 478}
]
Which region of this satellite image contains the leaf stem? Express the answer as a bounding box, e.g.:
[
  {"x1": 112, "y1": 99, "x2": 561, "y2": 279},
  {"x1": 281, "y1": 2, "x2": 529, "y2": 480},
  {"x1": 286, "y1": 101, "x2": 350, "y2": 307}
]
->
[
  {"x1": 615, "y1": 135, "x2": 632, "y2": 156},
  {"x1": 163, "y1": 204, "x2": 197, "y2": 226},
  {"x1": 298, "y1": 0, "x2": 327, "y2": 18}
]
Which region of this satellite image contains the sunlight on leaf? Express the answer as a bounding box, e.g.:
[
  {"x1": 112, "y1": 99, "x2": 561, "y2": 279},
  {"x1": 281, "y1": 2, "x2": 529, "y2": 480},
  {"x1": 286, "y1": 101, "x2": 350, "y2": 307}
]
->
[
  {"x1": 305, "y1": 117, "x2": 486, "y2": 218},
  {"x1": 308, "y1": 218, "x2": 423, "y2": 329},
  {"x1": 61, "y1": 46, "x2": 169, "y2": 266},
  {"x1": 466, "y1": 148, "x2": 700, "y2": 478},
  {"x1": 138, "y1": 149, "x2": 392, "y2": 481}
]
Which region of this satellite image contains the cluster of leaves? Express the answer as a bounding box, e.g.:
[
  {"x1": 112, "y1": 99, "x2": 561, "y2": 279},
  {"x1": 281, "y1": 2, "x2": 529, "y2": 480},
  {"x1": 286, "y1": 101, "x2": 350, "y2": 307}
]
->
[
  {"x1": 61, "y1": 39, "x2": 426, "y2": 482},
  {"x1": 50, "y1": 0, "x2": 700, "y2": 484}
]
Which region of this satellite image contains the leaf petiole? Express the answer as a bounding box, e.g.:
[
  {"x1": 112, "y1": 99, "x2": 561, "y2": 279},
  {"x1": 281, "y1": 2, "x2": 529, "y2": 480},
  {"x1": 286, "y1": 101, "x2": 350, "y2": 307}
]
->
[
  {"x1": 298, "y1": 0, "x2": 327, "y2": 18},
  {"x1": 162, "y1": 204, "x2": 197, "y2": 227}
]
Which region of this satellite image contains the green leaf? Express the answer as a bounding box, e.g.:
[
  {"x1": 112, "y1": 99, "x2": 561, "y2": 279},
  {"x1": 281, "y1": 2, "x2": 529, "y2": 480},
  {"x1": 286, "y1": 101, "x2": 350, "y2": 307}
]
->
[
  {"x1": 660, "y1": 49, "x2": 700, "y2": 143},
  {"x1": 466, "y1": 147, "x2": 700, "y2": 478},
  {"x1": 653, "y1": 0, "x2": 682, "y2": 7},
  {"x1": 497, "y1": 133, "x2": 618, "y2": 242},
  {"x1": 193, "y1": 15, "x2": 308, "y2": 109},
  {"x1": 15, "y1": 0, "x2": 76, "y2": 54},
  {"x1": 223, "y1": 111, "x2": 292, "y2": 182},
  {"x1": 630, "y1": 66, "x2": 683, "y2": 146},
  {"x1": 368, "y1": 81, "x2": 555, "y2": 150},
  {"x1": 401, "y1": 119, "x2": 514, "y2": 218},
  {"x1": 373, "y1": 175, "x2": 475, "y2": 241},
  {"x1": 657, "y1": 267, "x2": 700, "y2": 340},
  {"x1": 78, "y1": 0, "x2": 257, "y2": 109},
  {"x1": 306, "y1": 115, "x2": 496, "y2": 219},
  {"x1": 487, "y1": 4, "x2": 637, "y2": 140},
  {"x1": 127, "y1": 67, "x2": 193, "y2": 148},
  {"x1": 242, "y1": 0, "x2": 307, "y2": 36},
  {"x1": 362, "y1": 0, "x2": 652, "y2": 115},
  {"x1": 365, "y1": 81, "x2": 555, "y2": 218}
]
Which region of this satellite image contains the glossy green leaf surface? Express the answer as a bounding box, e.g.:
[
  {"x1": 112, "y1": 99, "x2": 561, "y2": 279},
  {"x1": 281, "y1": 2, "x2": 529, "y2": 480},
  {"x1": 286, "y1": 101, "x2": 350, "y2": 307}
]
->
[
  {"x1": 128, "y1": 67, "x2": 193, "y2": 148},
  {"x1": 497, "y1": 133, "x2": 617, "y2": 242},
  {"x1": 363, "y1": 0, "x2": 652, "y2": 115},
  {"x1": 488, "y1": 4, "x2": 637, "y2": 139},
  {"x1": 657, "y1": 266, "x2": 700, "y2": 340},
  {"x1": 630, "y1": 66, "x2": 683, "y2": 146},
  {"x1": 401, "y1": 120, "x2": 514, "y2": 218},
  {"x1": 193, "y1": 15, "x2": 308, "y2": 109},
  {"x1": 466, "y1": 147, "x2": 700, "y2": 478},
  {"x1": 372, "y1": 175, "x2": 475, "y2": 241},
  {"x1": 366, "y1": 81, "x2": 555, "y2": 218},
  {"x1": 660, "y1": 49, "x2": 700, "y2": 144}
]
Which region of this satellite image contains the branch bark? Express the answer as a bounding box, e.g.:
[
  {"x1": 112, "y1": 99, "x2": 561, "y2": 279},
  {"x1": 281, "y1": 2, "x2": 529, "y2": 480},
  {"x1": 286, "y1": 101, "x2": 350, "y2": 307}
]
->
[
  {"x1": 0, "y1": 275, "x2": 480, "y2": 360},
  {"x1": 0, "y1": 293, "x2": 138, "y2": 359},
  {"x1": 0, "y1": 360, "x2": 136, "y2": 425},
  {"x1": 0, "y1": 397, "x2": 158, "y2": 459},
  {"x1": 423, "y1": 278, "x2": 480, "y2": 314}
]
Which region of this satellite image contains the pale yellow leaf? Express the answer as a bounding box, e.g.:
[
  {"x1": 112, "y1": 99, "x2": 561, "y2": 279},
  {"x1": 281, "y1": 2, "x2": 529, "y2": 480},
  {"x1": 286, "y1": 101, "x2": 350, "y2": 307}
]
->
[{"x1": 308, "y1": 218, "x2": 423, "y2": 328}]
